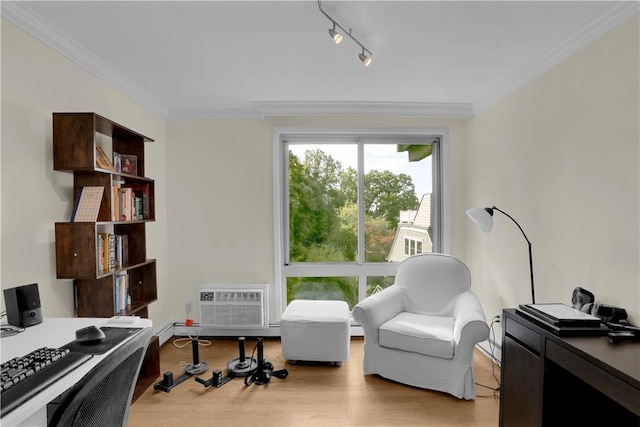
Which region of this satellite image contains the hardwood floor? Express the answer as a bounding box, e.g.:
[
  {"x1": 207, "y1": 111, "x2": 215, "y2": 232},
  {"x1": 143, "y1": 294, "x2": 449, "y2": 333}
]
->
[{"x1": 128, "y1": 337, "x2": 501, "y2": 427}]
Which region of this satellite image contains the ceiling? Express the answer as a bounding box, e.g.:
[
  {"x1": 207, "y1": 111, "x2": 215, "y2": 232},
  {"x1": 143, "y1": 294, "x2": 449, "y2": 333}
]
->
[{"x1": 2, "y1": 1, "x2": 638, "y2": 118}]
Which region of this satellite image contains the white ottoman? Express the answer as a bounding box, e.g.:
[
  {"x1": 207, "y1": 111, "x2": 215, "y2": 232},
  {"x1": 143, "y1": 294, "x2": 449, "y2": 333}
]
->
[{"x1": 280, "y1": 299, "x2": 350, "y2": 366}]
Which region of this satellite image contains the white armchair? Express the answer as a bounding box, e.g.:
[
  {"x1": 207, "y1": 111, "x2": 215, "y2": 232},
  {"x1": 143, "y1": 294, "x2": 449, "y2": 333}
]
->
[{"x1": 352, "y1": 253, "x2": 489, "y2": 399}]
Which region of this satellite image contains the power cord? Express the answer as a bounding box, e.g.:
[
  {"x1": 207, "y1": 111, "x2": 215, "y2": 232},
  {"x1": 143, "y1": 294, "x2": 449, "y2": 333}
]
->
[
  {"x1": 172, "y1": 299, "x2": 211, "y2": 351},
  {"x1": 172, "y1": 328, "x2": 212, "y2": 349},
  {"x1": 475, "y1": 315, "x2": 501, "y2": 399}
]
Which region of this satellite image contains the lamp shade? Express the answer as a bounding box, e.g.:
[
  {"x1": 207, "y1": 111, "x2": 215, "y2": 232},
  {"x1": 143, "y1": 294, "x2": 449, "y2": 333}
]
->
[{"x1": 466, "y1": 207, "x2": 494, "y2": 233}]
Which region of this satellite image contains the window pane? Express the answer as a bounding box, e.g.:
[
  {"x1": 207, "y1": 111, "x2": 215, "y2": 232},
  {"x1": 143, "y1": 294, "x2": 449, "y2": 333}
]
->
[
  {"x1": 288, "y1": 144, "x2": 357, "y2": 263},
  {"x1": 364, "y1": 144, "x2": 432, "y2": 262},
  {"x1": 280, "y1": 133, "x2": 441, "y2": 311},
  {"x1": 287, "y1": 277, "x2": 358, "y2": 309},
  {"x1": 367, "y1": 276, "x2": 395, "y2": 296}
]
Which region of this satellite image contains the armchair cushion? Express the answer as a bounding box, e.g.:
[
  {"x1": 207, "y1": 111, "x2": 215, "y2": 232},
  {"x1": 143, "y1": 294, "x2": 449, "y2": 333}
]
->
[{"x1": 379, "y1": 312, "x2": 454, "y2": 359}]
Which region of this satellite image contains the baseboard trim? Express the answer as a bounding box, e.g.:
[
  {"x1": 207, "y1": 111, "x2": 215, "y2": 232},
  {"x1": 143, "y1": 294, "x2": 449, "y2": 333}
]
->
[
  {"x1": 155, "y1": 322, "x2": 175, "y2": 346},
  {"x1": 168, "y1": 322, "x2": 364, "y2": 339},
  {"x1": 477, "y1": 338, "x2": 502, "y2": 366}
]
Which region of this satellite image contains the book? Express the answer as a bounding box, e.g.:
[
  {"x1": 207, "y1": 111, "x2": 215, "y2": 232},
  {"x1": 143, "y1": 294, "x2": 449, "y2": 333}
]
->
[
  {"x1": 98, "y1": 232, "x2": 110, "y2": 272},
  {"x1": 120, "y1": 154, "x2": 137, "y2": 176},
  {"x1": 115, "y1": 275, "x2": 120, "y2": 313},
  {"x1": 115, "y1": 234, "x2": 129, "y2": 267},
  {"x1": 71, "y1": 186, "x2": 104, "y2": 222},
  {"x1": 112, "y1": 185, "x2": 120, "y2": 221},
  {"x1": 119, "y1": 187, "x2": 134, "y2": 221},
  {"x1": 108, "y1": 234, "x2": 116, "y2": 270},
  {"x1": 116, "y1": 272, "x2": 129, "y2": 313},
  {"x1": 113, "y1": 152, "x2": 121, "y2": 173},
  {"x1": 95, "y1": 146, "x2": 115, "y2": 171}
]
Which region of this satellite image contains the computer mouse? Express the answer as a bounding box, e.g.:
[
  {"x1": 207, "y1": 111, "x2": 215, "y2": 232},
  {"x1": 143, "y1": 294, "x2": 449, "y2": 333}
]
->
[{"x1": 75, "y1": 325, "x2": 106, "y2": 345}]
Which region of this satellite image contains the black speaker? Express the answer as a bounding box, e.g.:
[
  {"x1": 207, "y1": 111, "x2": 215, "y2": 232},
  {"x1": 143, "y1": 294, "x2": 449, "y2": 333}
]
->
[{"x1": 3, "y1": 283, "x2": 43, "y2": 327}]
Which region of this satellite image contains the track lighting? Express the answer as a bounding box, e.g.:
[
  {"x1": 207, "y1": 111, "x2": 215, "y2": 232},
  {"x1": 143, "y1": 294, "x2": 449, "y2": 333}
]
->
[
  {"x1": 358, "y1": 48, "x2": 372, "y2": 67},
  {"x1": 328, "y1": 22, "x2": 343, "y2": 44},
  {"x1": 318, "y1": 0, "x2": 373, "y2": 66}
]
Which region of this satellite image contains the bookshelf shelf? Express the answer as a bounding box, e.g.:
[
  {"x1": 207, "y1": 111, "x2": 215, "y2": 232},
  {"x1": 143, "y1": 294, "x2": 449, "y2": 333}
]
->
[{"x1": 52, "y1": 112, "x2": 159, "y2": 400}]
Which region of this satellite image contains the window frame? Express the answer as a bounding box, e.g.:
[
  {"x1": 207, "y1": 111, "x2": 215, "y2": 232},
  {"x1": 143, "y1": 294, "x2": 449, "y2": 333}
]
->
[{"x1": 272, "y1": 127, "x2": 450, "y2": 318}]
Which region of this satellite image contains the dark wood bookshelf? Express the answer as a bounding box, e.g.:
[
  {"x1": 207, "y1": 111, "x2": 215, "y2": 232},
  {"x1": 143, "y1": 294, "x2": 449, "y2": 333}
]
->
[{"x1": 52, "y1": 112, "x2": 159, "y2": 401}]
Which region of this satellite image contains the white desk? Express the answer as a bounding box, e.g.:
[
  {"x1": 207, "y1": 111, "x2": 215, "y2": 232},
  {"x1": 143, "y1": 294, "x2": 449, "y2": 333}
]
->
[{"x1": 1, "y1": 317, "x2": 152, "y2": 427}]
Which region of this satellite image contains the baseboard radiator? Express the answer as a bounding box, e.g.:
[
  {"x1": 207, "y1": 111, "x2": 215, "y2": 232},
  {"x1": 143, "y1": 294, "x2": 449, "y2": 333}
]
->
[{"x1": 198, "y1": 283, "x2": 269, "y2": 329}]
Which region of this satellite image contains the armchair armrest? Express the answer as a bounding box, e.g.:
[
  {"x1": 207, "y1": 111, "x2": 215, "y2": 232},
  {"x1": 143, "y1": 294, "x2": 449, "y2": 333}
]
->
[
  {"x1": 452, "y1": 290, "x2": 489, "y2": 363},
  {"x1": 352, "y1": 285, "x2": 403, "y2": 345}
]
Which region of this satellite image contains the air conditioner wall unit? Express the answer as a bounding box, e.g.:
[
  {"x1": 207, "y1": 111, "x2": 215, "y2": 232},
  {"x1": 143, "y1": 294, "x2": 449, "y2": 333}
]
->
[{"x1": 199, "y1": 284, "x2": 268, "y2": 328}]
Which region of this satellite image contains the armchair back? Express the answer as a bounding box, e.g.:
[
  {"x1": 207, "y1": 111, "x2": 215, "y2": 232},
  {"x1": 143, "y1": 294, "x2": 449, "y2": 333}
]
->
[{"x1": 396, "y1": 253, "x2": 471, "y2": 316}]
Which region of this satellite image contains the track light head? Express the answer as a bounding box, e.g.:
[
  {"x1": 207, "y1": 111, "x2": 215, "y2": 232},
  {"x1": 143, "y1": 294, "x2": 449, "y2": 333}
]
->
[
  {"x1": 358, "y1": 49, "x2": 372, "y2": 67},
  {"x1": 328, "y1": 23, "x2": 343, "y2": 44}
]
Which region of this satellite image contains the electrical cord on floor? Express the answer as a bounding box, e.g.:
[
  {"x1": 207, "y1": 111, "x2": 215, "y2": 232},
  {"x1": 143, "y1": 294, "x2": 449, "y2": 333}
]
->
[
  {"x1": 172, "y1": 333, "x2": 212, "y2": 349},
  {"x1": 475, "y1": 316, "x2": 501, "y2": 399},
  {"x1": 172, "y1": 336, "x2": 212, "y2": 348}
]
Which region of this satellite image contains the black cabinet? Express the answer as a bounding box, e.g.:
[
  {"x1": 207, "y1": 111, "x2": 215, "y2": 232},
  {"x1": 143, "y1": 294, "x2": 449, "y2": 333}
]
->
[{"x1": 500, "y1": 309, "x2": 640, "y2": 427}]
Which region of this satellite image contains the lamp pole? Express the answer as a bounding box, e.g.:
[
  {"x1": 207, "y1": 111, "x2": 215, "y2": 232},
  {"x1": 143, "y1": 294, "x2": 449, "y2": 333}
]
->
[{"x1": 490, "y1": 206, "x2": 535, "y2": 304}]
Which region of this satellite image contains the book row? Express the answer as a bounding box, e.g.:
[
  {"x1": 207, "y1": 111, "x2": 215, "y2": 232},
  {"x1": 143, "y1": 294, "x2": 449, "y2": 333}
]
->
[
  {"x1": 69, "y1": 184, "x2": 150, "y2": 223},
  {"x1": 98, "y1": 232, "x2": 128, "y2": 272},
  {"x1": 111, "y1": 185, "x2": 149, "y2": 222}
]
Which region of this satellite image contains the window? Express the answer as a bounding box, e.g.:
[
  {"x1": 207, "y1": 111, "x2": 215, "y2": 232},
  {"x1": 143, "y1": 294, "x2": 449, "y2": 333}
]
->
[
  {"x1": 274, "y1": 128, "x2": 448, "y2": 313},
  {"x1": 404, "y1": 237, "x2": 423, "y2": 256}
]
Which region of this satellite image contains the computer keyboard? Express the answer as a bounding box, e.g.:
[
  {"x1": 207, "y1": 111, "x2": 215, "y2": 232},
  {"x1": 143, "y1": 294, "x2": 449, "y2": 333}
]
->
[{"x1": 1, "y1": 347, "x2": 92, "y2": 416}]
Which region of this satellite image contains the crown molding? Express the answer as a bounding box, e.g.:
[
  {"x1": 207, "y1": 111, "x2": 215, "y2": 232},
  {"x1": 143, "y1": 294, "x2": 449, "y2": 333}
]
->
[
  {"x1": 252, "y1": 101, "x2": 475, "y2": 118},
  {"x1": 473, "y1": 1, "x2": 640, "y2": 113},
  {"x1": 1, "y1": 1, "x2": 168, "y2": 117},
  {"x1": 167, "y1": 108, "x2": 263, "y2": 120},
  {"x1": 167, "y1": 102, "x2": 475, "y2": 120}
]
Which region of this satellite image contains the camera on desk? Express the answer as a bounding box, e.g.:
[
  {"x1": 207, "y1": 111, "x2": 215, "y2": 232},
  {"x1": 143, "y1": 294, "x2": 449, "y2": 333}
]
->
[
  {"x1": 3, "y1": 283, "x2": 43, "y2": 328},
  {"x1": 582, "y1": 302, "x2": 629, "y2": 325}
]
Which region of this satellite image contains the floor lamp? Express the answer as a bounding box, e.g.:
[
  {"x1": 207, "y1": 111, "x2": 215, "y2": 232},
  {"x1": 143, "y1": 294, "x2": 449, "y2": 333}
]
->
[{"x1": 466, "y1": 206, "x2": 536, "y2": 304}]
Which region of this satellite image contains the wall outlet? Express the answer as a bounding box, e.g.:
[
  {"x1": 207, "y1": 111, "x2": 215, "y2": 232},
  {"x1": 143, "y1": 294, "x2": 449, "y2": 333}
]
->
[{"x1": 185, "y1": 297, "x2": 193, "y2": 314}]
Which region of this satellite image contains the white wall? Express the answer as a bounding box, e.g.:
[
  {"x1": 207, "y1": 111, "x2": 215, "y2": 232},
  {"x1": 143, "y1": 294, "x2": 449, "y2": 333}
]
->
[
  {"x1": 466, "y1": 17, "x2": 640, "y2": 327},
  {"x1": 165, "y1": 116, "x2": 470, "y2": 322},
  {"x1": 3, "y1": 12, "x2": 638, "y2": 336},
  {"x1": 0, "y1": 20, "x2": 172, "y2": 332}
]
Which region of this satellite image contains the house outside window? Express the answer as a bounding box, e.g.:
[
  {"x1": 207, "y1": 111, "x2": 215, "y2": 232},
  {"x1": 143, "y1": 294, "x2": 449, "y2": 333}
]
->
[
  {"x1": 389, "y1": 194, "x2": 433, "y2": 262},
  {"x1": 273, "y1": 128, "x2": 449, "y2": 313},
  {"x1": 404, "y1": 237, "x2": 424, "y2": 256}
]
